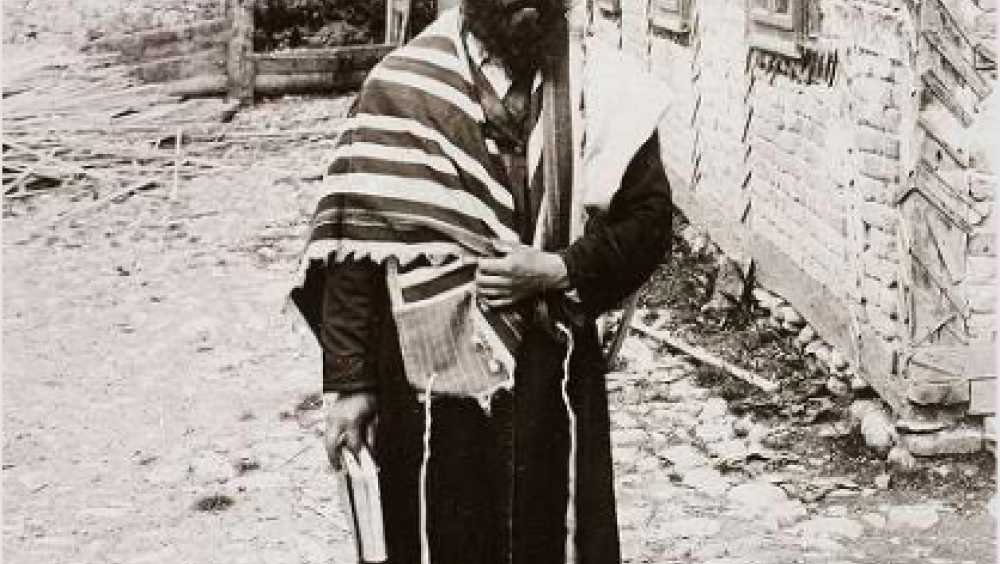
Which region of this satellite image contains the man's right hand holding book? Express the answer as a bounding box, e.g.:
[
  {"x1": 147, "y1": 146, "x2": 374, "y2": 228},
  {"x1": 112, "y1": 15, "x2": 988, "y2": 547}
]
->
[{"x1": 324, "y1": 391, "x2": 378, "y2": 471}]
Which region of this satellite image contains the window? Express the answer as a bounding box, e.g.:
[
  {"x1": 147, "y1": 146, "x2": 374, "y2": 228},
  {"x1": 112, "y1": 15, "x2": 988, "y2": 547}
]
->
[
  {"x1": 746, "y1": 0, "x2": 818, "y2": 58},
  {"x1": 650, "y1": 0, "x2": 692, "y2": 36},
  {"x1": 597, "y1": 0, "x2": 622, "y2": 18}
]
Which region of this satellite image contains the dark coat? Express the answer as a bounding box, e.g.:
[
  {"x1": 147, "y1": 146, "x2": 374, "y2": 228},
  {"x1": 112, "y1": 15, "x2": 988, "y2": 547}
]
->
[{"x1": 295, "y1": 134, "x2": 672, "y2": 564}]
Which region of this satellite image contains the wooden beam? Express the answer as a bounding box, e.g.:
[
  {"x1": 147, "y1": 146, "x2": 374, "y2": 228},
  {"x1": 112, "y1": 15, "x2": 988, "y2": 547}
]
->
[
  {"x1": 252, "y1": 46, "x2": 394, "y2": 75},
  {"x1": 114, "y1": 30, "x2": 231, "y2": 65},
  {"x1": 918, "y1": 107, "x2": 970, "y2": 168},
  {"x1": 227, "y1": 0, "x2": 255, "y2": 104},
  {"x1": 127, "y1": 48, "x2": 228, "y2": 83},
  {"x1": 902, "y1": 159, "x2": 983, "y2": 231},
  {"x1": 921, "y1": 68, "x2": 974, "y2": 127},
  {"x1": 84, "y1": 18, "x2": 229, "y2": 55},
  {"x1": 970, "y1": 378, "x2": 996, "y2": 415},
  {"x1": 923, "y1": 30, "x2": 991, "y2": 100},
  {"x1": 631, "y1": 322, "x2": 780, "y2": 393},
  {"x1": 253, "y1": 71, "x2": 372, "y2": 95},
  {"x1": 165, "y1": 74, "x2": 229, "y2": 98}
]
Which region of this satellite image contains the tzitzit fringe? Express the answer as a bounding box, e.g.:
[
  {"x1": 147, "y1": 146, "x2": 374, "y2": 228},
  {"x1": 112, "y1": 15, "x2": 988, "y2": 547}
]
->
[
  {"x1": 557, "y1": 322, "x2": 578, "y2": 564},
  {"x1": 418, "y1": 373, "x2": 437, "y2": 564}
]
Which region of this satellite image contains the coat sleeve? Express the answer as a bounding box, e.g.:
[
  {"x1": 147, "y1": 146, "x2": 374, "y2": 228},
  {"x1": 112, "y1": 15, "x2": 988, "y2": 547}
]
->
[
  {"x1": 319, "y1": 257, "x2": 383, "y2": 394},
  {"x1": 560, "y1": 132, "x2": 672, "y2": 316}
]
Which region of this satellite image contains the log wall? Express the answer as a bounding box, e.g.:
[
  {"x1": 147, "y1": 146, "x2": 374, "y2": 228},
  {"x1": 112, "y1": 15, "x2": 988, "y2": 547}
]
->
[{"x1": 589, "y1": 0, "x2": 995, "y2": 419}]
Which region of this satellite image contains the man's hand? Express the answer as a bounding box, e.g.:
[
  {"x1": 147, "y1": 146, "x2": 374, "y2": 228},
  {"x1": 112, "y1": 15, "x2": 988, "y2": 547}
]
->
[
  {"x1": 475, "y1": 241, "x2": 569, "y2": 308},
  {"x1": 323, "y1": 391, "x2": 378, "y2": 471}
]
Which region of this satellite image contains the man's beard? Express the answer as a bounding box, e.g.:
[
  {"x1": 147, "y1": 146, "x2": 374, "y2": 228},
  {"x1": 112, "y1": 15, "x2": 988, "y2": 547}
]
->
[{"x1": 462, "y1": 0, "x2": 568, "y2": 78}]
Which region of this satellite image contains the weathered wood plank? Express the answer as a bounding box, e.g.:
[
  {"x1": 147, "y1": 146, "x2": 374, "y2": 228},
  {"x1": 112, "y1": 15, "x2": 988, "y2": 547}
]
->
[
  {"x1": 253, "y1": 45, "x2": 394, "y2": 75},
  {"x1": 907, "y1": 379, "x2": 971, "y2": 405},
  {"x1": 918, "y1": 107, "x2": 970, "y2": 168},
  {"x1": 923, "y1": 29, "x2": 992, "y2": 100},
  {"x1": 164, "y1": 74, "x2": 228, "y2": 98},
  {"x1": 113, "y1": 30, "x2": 231, "y2": 65},
  {"x1": 254, "y1": 70, "x2": 373, "y2": 95},
  {"x1": 921, "y1": 68, "x2": 974, "y2": 127},
  {"x1": 909, "y1": 344, "x2": 997, "y2": 380},
  {"x1": 967, "y1": 283, "x2": 997, "y2": 314},
  {"x1": 228, "y1": 0, "x2": 255, "y2": 104},
  {"x1": 856, "y1": 324, "x2": 906, "y2": 413},
  {"x1": 967, "y1": 232, "x2": 997, "y2": 257},
  {"x1": 970, "y1": 378, "x2": 996, "y2": 414},
  {"x1": 127, "y1": 49, "x2": 228, "y2": 83},
  {"x1": 906, "y1": 159, "x2": 984, "y2": 231},
  {"x1": 84, "y1": 18, "x2": 229, "y2": 55}
]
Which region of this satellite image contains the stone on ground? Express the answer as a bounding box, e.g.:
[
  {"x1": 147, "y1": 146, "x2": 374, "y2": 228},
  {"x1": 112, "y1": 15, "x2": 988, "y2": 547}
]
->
[
  {"x1": 901, "y1": 426, "x2": 984, "y2": 457},
  {"x1": 662, "y1": 444, "x2": 711, "y2": 471},
  {"x1": 886, "y1": 504, "x2": 941, "y2": 531},
  {"x1": 682, "y1": 467, "x2": 733, "y2": 496},
  {"x1": 187, "y1": 451, "x2": 236, "y2": 484},
  {"x1": 793, "y1": 516, "x2": 866, "y2": 540},
  {"x1": 657, "y1": 516, "x2": 722, "y2": 539}
]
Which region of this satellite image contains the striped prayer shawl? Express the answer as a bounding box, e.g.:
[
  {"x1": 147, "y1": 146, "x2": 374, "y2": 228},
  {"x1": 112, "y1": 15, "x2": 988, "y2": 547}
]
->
[
  {"x1": 292, "y1": 8, "x2": 670, "y2": 401},
  {"x1": 299, "y1": 10, "x2": 550, "y2": 401}
]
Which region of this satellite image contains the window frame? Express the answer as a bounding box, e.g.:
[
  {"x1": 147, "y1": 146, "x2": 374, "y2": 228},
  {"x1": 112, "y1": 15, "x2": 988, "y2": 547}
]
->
[
  {"x1": 597, "y1": 0, "x2": 623, "y2": 18},
  {"x1": 746, "y1": 0, "x2": 809, "y2": 58},
  {"x1": 649, "y1": 0, "x2": 692, "y2": 35}
]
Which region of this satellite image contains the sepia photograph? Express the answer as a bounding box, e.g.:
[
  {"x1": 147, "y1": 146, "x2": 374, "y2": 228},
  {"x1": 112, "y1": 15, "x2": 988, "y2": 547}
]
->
[{"x1": 2, "y1": 0, "x2": 997, "y2": 562}]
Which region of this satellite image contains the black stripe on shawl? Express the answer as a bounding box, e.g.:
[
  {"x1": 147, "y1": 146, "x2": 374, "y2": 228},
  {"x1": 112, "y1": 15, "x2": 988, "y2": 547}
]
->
[
  {"x1": 314, "y1": 194, "x2": 496, "y2": 239},
  {"x1": 343, "y1": 126, "x2": 517, "y2": 228},
  {"x1": 379, "y1": 55, "x2": 473, "y2": 100},
  {"x1": 309, "y1": 222, "x2": 450, "y2": 246},
  {"x1": 326, "y1": 155, "x2": 465, "y2": 195},
  {"x1": 400, "y1": 264, "x2": 477, "y2": 303},
  {"x1": 406, "y1": 34, "x2": 459, "y2": 55}
]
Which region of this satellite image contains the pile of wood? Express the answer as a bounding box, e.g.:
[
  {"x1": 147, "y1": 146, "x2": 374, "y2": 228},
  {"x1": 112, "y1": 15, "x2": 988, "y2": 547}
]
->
[
  {"x1": 3, "y1": 45, "x2": 237, "y2": 205},
  {"x1": 2, "y1": 44, "x2": 352, "y2": 232}
]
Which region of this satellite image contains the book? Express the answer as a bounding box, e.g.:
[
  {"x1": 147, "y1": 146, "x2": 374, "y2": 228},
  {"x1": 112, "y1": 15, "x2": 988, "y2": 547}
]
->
[{"x1": 339, "y1": 447, "x2": 388, "y2": 563}]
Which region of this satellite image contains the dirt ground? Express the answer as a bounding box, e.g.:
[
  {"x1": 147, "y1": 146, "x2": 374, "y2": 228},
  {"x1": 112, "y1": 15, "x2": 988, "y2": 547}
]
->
[{"x1": 3, "y1": 89, "x2": 997, "y2": 563}]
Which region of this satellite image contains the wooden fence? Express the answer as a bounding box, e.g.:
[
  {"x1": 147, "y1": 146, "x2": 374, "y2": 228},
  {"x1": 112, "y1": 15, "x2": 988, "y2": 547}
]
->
[{"x1": 85, "y1": 0, "x2": 410, "y2": 102}]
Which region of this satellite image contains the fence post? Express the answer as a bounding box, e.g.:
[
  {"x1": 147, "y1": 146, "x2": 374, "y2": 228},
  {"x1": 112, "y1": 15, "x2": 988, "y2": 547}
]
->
[
  {"x1": 228, "y1": 0, "x2": 255, "y2": 104},
  {"x1": 386, "y1": 0, "x2": 413, "y2": 45},
  {"x1": 437, "y1": 0, "x2": 460, "y2": 15}
]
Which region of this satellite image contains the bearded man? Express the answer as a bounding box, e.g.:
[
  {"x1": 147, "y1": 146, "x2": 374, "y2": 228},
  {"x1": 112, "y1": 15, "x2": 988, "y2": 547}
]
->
[{"x1": 289, "y1": 1, "x2": 673, "y2": 563}]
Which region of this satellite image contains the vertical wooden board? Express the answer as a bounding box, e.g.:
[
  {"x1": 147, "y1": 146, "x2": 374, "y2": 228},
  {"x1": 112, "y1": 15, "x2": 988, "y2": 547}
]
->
[
  {"x1": 905, "y1": 200, "x2": 956, "y2": 296},
  {"x1": 923, "y1": 197, "x2": 967, "y2": 282},
  {"x1": 968, "y1": 232, "x2": 997, "y2": 257},
  {"x1": 227, "y1": 0, "x2": 255, "y2": 104},
  {"x1": 909, "y1": 273, "x2": 962, "y2": 345},
  {"x1": 970, "y1": 378, "x2": 997, "y2": 415}
]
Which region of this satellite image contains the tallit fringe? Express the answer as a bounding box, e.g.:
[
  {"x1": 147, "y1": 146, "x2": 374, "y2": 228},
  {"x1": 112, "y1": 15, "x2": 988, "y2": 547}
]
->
[
  {"x1": 293, "y1": 239, "x2": 473, "y2": 285},
  {"x1": 557, "y1": 322, "x2": 578, "y2": 564},
  {"x1": 473, "y1": 375, "x2": 515, "y2": 416},
  {"x1": 418, "y1": 374, "x2": 438, "y2": 564}
]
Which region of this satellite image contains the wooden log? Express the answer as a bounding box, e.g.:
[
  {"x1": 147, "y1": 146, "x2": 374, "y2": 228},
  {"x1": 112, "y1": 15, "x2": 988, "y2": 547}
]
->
[
  {"x1": 630, "y1": 321, "x2": 780, "y2": 393},
  {"x1": 970, "y1": 378, "x2": 996, "y2": 415},
  {"x1": 165, "y1": 74, "x2": 229, "y2": 98},
  {"x1": 252, "y1": 45, "x2": 394, "y2": 75},
  {"x1": 112, "y1": 30, "x2": 232, "y2": 65},
  {"x1": 253, "y1": 71, "x2": 372, "y2": 95},
  {"x1": 85, "y1": 19, "x2": 230, "y2": 55},
  {"x1": 227, "y1": 0, "x2": 255, "y2": 104},
  {"x1": 128, "y1": 48, "x2": 228, "y2": 84}
]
